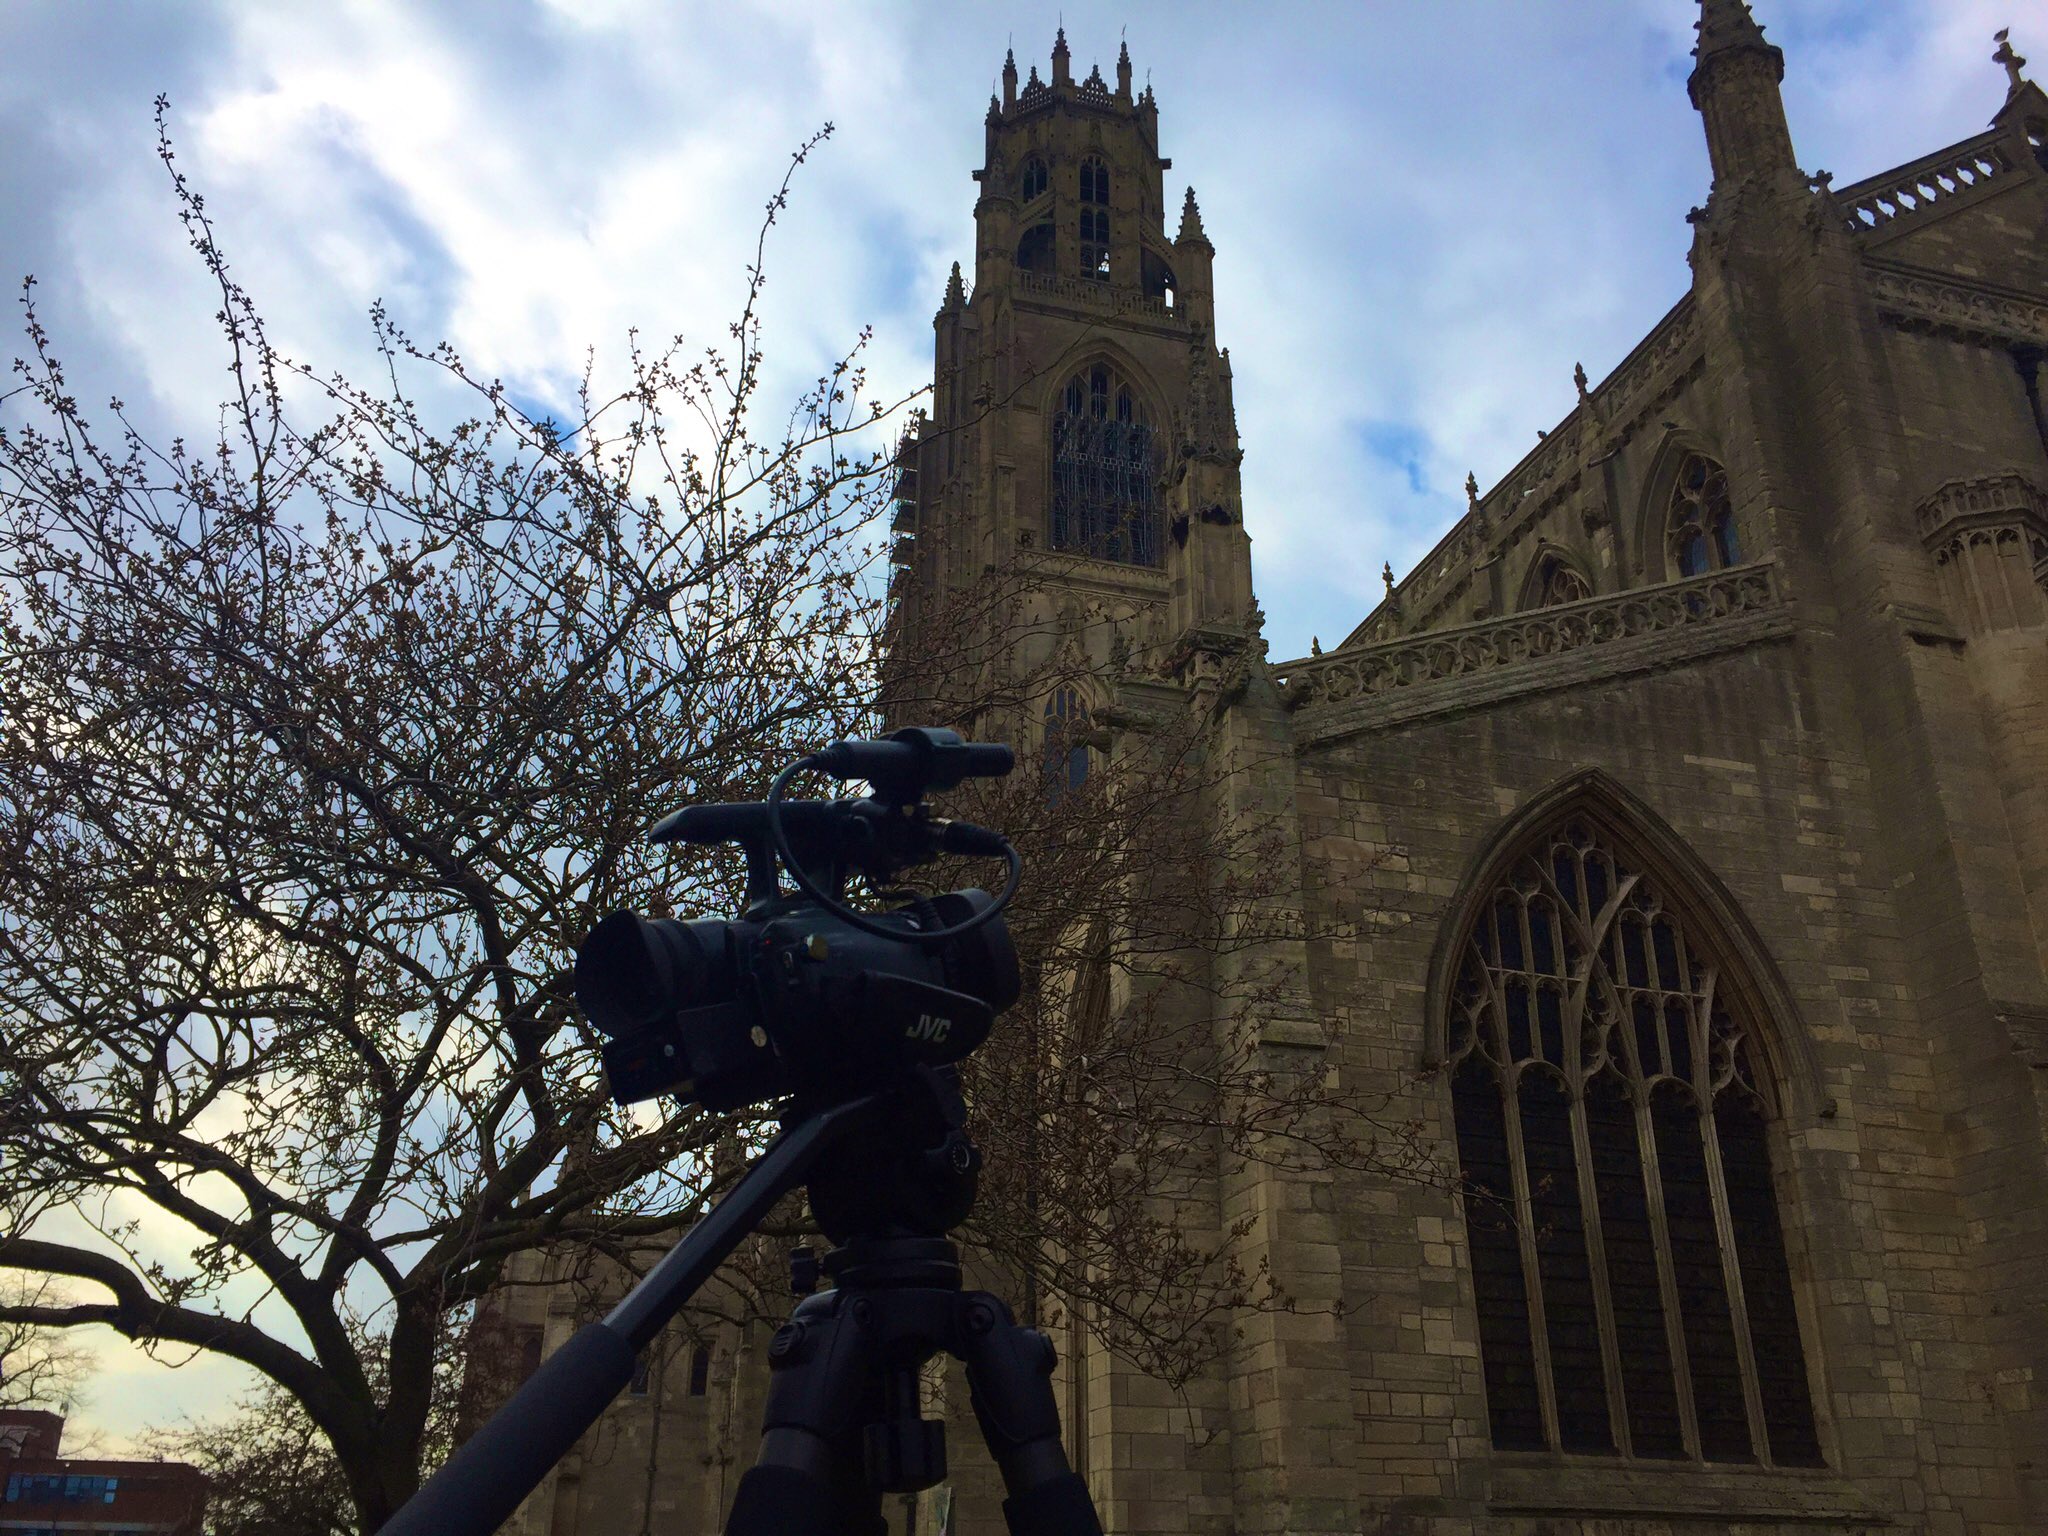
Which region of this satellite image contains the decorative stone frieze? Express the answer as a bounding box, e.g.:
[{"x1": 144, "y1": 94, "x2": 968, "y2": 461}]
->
[
  {"x1": 1280, "y1": 561, "x2": 1783, "y2": 714},
  {"x1": 1869, "y1": 265, "x2": 2048, "y2": 347}
]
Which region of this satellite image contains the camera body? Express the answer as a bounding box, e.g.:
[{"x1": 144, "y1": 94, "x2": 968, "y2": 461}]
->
[
  {"x1": 573, "y1": 728, "x2": 1022, "y2": 1112},
  {"x1": 579, "y1": 889, "x2": 1017, "y2": 1109}
]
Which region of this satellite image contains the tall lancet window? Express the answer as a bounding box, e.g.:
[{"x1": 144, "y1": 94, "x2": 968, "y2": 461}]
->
[
  {"x1": 1444, "y1": 812, "x2": 1823, "y2": 1468},
  {"x1": 1051, "y1": 364, "x2": 1160, "y2": 566},
  {"x1": 1668, "y1": 453, "x2": 1741, "y2": 578},
  {"x1": 1079, "y1": 156, "x2": 1110, "y2": 280},
  {"x1": 1043, "y1": 686, "x2": 1091, "y2": 803}
]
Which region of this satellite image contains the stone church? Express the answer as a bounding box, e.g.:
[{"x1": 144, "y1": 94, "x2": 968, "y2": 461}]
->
[{"x1": 501, "y1": 4, "x2": 2048, "y2": 1531}]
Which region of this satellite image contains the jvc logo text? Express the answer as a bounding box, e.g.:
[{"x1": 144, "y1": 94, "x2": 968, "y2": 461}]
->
[{"x1": 906, "y1": 1014, "x2": 952, "y2": 1044}]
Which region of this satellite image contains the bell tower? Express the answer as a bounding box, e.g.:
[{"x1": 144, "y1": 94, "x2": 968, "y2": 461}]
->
[{"x1": 894, "y1": 31, "x2": 1255, "y2": 728}]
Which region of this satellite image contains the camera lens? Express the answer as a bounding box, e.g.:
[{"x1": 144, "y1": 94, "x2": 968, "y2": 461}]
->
[
  {"x1": 926, "y1": 890, "x2": 1020, "y2": 1014},
  {"x1": 575, "y1": 913, "x2": 722, "y2": 1037}
]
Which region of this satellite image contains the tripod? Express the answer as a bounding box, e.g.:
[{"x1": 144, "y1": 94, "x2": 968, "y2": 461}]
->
[
  {"x1": 382, "y1": 1067, "x2": 1101, "y2": 1536},
  {"x1": 726, "y1": 1068, "x2": 1099, "y2": 1535}
]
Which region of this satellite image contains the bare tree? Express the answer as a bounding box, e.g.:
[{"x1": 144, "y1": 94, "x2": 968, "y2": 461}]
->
[
  {"x1": 0, "y1": 1274, "x2": 96, "y2": 1412},
  {"x1": 0, "y1": 106, "x2": 903, "y2": 1529},
  {"x1": 140, "y1": 1325, "x2": 467, "y2": 1536},
  {"x1": 891, "y1": 575, "x2": 1438, "y2": 1390}
]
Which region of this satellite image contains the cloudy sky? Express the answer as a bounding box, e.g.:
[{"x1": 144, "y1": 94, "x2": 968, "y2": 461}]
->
[{"x1": 0, "y1": 0, "x2": 2026, "y2": 1447}]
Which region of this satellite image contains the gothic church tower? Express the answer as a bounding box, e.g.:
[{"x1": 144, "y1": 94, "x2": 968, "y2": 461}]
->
[{"x1": 894, "y1": 32, "x2": 1254, "y2": 732}]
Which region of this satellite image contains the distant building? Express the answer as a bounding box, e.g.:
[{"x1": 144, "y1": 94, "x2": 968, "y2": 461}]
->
[{"x1": 0, "y1": 1412, "x2": 205, "y2": 1536}]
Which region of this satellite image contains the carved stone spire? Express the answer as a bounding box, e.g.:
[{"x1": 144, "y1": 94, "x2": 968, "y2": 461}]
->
[
  {"x1": 1177, "y1": 186, "x2": 1211, "y2": 250},
  {"x1": 1117, "y1": 39, "x2": 1133, "y2": 99},
  {"x1": 1694, "y1": 0, "x2": 1770, "y2": 59},
  {"x1": 1688, "y1": 0, "x2": 1798, "y2": 187},
  {"x1": 1002, "y1": 46, "x2": 1018, "y2": 108},
  {"x1": 1052, "y1": 26, "x2": 1071, "y2": 87},
  {"x1": 1994, "y1": 28, "x2": 2030, "y2": 97},
  {"x1": 942, "y1": 261, "x2": 966, "y2": 311}
]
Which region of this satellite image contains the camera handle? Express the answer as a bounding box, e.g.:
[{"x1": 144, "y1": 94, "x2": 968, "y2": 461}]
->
[{"x1": 380, "y1": 1093, "x2": 883, "y2": 1536}]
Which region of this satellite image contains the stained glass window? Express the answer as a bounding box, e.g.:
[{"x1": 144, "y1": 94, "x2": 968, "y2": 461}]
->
[
  {"x1": 1446, "y1": 816, "x2": 1821, "y2": 1467},
  {"x1": 1043, "y1": 686, "x2": 1090, "y2": 803},
  {"x1": 1051, "y1": 364, "x2": 1159, "y2": 565},
  {"x1": 1669, "y1": 454, "x2": 1741, "y2": 578},
  {"x1": 1533, "y1": 554, "x2": 1594, "y2": 608}
]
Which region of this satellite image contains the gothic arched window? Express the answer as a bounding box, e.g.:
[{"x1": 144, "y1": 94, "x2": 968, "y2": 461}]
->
[
  {"x1": 1668, "y1": 454, "x2": 1741, "y2": 578},
  {"x1": 1531, "y1": 553, "x2": 1593, "y2": 609},
  {"x1": 1079, "y1": 157, "x2": 1110, "y2": 280},
  {"x1": 1016, "y1": 222, "x2": 1055, "y2": 275},
  {"x1": 1020, "y1": 156, "x2": 1049, "y2": 202},
  {"x1": 1141, "y1": 248, "x2": 1178, "y2": 308},
  {"x1": 1445, "y1": 814, "x2": 1822, "y2": 1467},
  {"x1": 1043, "y1": 686, "x2": 1091, "y2": 802},
  {"x1": 1051, "y1": 364, "x2": 1160, "y2": 565}
]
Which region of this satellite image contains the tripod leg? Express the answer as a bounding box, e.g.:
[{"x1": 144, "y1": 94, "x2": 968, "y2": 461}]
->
[
  {"x1": 955, "y1": 1294, "x2": 1104, "y2": 1536},
  {"x1": 724, "y1": 1293, "x2": 889, "y2": 1536},
  {"x1": 726, "y1": 1440, "x2": 884, "y2": 1536}
]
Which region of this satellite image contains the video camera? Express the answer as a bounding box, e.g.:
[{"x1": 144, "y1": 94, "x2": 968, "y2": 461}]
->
[{"x1": 575, "y1": 726, "x2": 1022, "y2": 1110}]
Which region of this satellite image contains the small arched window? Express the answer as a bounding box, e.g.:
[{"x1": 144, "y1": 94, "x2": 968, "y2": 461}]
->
[
  {"x1": 1079, "y1": 157, "x2": 1109, "y2": 205},
  {"x1": 1020, "y1": 156, "x2": 1049, "y2": 202},
  {"x1": 1445, "y1": 813, "x2": 1822, "y2": 1466},
  {"x1": 1531, "y1": 553, "x2": 1593, "y2": 609},
  {"x1": 687, "y1": 1343, "x2": 711, "y2": 1397},
  {"x1": 1052, "y1": 363, "x2": 1160, "y2": 565},
  {"x1": 1079, "y1": 157, "x2": 1110, "y2": 280},
  {"x1": 1043, "y1": 686, "x2": 1091, "y2": 802},
  {"x1": 1668, "y1": 454, "x2": 1741, "y2": 578},
  {"x1": 1141, "y1": 248, "x2": 1178, "y2": 308},
  {"x1": 2027, "y1": 120, "x2": 2046, "y2": 173},
  {"x1": 1016, "y1": 222, "x2": 1055, "y2": 275}
]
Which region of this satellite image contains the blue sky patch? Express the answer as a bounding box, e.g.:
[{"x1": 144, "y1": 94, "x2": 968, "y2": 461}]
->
[{"x1": 1359, "y1": 419, "x2": 1432, "y2": 496}]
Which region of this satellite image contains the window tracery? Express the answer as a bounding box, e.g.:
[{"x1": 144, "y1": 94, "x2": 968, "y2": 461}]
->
[
  {"x1": 1668, "y1": 453, "x2": 1741, "y2": 578},
  {"x1": 1079, "y1": 156, "x2": 1110, "y2": 280},
  {"x1": 1531, "y1": 553, "x2": 1594, "y2": 608},
  {"x1": 1445, "y1": 815, "x2": 1821, "y2": 1467},
  {"x1": 1051, "y1": 363, "x2": 1160, "y2": 565},
  {"x1": 1043, "y1": 686, "x2": 1091, "y2": 802},
  {"x1": 1020, "y1": 156, "x2": 1048, "y2": 202}
]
